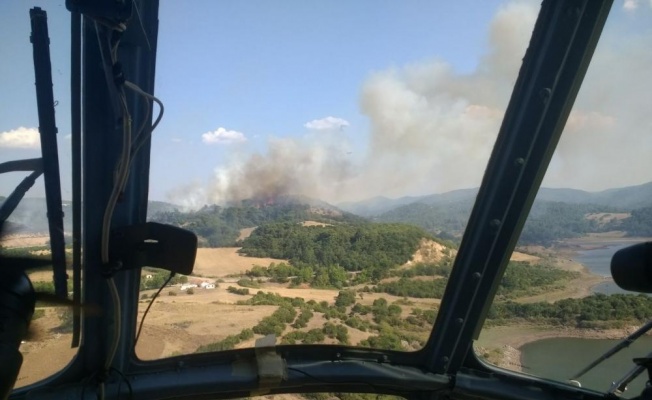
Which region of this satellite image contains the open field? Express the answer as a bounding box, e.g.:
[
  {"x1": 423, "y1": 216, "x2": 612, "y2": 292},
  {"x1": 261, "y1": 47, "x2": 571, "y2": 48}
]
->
[
  {"x1": 16, "y1": 308, "x2": 77, "y2": 388},
  {"x1": 0, "y1": 234, "x2": 50, "y2": 248},
  {"x1": 136, "y1": 302, "x2": 278, "y2": 359},
  {"x1": 193, "y1": 247, "x2": 286, "y2": 277},
  {"x1": 16, "y1": 233, "x2": 625, "y2": 386}
]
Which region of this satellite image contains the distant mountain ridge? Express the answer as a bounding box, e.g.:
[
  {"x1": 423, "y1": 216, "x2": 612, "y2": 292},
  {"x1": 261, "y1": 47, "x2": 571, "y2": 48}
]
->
[{"x1": 338, "y1": 181, "x2": 652, "y2": 217}]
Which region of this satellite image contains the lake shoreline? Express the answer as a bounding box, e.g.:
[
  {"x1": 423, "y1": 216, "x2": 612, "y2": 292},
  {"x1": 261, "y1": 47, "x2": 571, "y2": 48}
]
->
[
  {"x1": 486, "y1": 234, "x2": 652, "y2": 373},
  {"x1": 480, "y1": 325, "x2": 643, "y2": 373}
]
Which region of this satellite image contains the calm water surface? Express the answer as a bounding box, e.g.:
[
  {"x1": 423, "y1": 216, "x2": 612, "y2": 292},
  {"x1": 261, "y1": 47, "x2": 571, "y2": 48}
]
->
[
  {"x1": 573, "y1": 241, "x2": 639, "y2": 294},
  {"x1": 520, "y1": 241, "x2": 651, "y2": 396},
  {"x1": 522, "y1": 337, "x2": 652, "y2": 397}
]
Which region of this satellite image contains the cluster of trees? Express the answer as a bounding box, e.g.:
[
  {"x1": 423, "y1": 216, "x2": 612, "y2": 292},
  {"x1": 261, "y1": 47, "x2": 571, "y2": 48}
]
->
[
  {"x1": 376, "y1": 198, "x2": 620, "y2": 245},
  {"x1": 195, "y1": 328, "x2": 254, "y2": 353},
  {"x1": 252, "y1": 305, "x2": 298, "y2": 336},
  {"x1": 140, "y1": 270, "x2": 187, "y2": 291},
  {"x1": 322, "y1": 322, "x2": 349, "y2": 344},
  {"x1": 247, "y1": 262, "x2": 351, "y2": 289},
  {"x1": 292, "y1": 309, "x2": 314, "y2": 328},
  {"x1": 235, "y1": 278, "x2": 262, "y2": 288},
  {"x1": 375, "y1": 278, "x2": 448, "y2": 299},
  {"x1": 281, "y1": 329, "x2": 325, "y2": 344},
  {"x1": 359, "y1": 322, "x2": 424, "y2": 351},
  {"x1": 376, "y1": 261, "x2": 576, "y2": 299},
  {"x1": 237, "y1": 291, "x2": 305, "y2": 308},
  {"x1": 392, "y1": 261, "x2": 453, "y2": 279},
  {"x1": 617, "y1": 207, "x2": 652, "y2": 236},
  {"x1": 335, "y1": 290, "x2": 357, "y2": 307},
  {"x1": 343, "y1": 315, "x2": 373, "y2": 332},
  {"x1": 240, "y1": 222, "x2": 429, "y2": 278},
  {"x1": 406, "y1": 308, "x2": 437, "y2": 327},
  {"x1": 519, "y1": 202, "x2": 613, "y2": 245},
  {"x1": 496, "y1": 261, "x2": 578, "y2": 299},
  {"x1": 150, "y1": 200, "x2": 365, "y2": 247},
  {"x1": 234, "y1": 291, "x2": 435, "y2": 350},
  {"x1": 227, "y1": 286, "x2": 250, "y2": 295},
  {"x1": 488, "y1": 293, "x2": 652, "y2": 327},
  {"x1": 377, "y1": 200, "x2": 474, "y2": 238},
  {"x1": 247, "y1": 262, "x2": 298, "y2": 283},
  {"x1": 150, "y1": 203, "x2": 315, "y2": 247}
]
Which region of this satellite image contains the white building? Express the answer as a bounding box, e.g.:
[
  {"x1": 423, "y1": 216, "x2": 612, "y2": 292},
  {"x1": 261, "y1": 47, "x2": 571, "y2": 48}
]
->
[{"x1": 180, "y1": 283, "x2": 198, "y2": 291}]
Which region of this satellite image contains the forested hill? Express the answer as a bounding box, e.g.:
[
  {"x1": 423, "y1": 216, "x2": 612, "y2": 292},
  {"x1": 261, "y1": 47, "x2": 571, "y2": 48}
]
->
[
  {"x1": 377, "y1": 200, "x2": 620, "y2": 245},
  {"x1": 338, "y1": 181, "x2": 652, "y2": 217},
  {"x1": 616, "y1": 207, "x2": 652, "y2": 236},
  {"x1": 149, "y1": 201, "x2": 365, "y2": 247},
  {"x1": 239, "y1": 221, "x2": 433, "y2": 273}
]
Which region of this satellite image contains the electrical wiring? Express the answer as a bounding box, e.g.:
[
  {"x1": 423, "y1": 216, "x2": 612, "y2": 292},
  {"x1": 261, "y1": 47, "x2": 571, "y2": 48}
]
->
[
  {"x1": 100, "y1": 91, "x2": 132, "y2": 264},
  {"x1": 124, "y1": 80, "x2": 164, "y2": 158},
  {"x1": 128, "y1": 85, "x2": 151, "y2": 148},
  {"x1": 93, "y1": 20, "x2": 165, "y2": 400},
  {"x1": 106, "y1": 277, "x2": 122, "y2": 370},
  {"x1": 134, "y1": 272, "x2": 175, "y2": 347},
  {"x1": 94, "y1": 24, "x2": 130, "y2": 400}
]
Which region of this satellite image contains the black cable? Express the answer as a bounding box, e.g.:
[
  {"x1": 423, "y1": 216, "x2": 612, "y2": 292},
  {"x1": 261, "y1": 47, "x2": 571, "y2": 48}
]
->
[
  {"x1": 134, "y1": 272, "x2": 175, "y2": 346},
  {"x1": 110, "y1": 367, "x2": 133, "y2": 400}
]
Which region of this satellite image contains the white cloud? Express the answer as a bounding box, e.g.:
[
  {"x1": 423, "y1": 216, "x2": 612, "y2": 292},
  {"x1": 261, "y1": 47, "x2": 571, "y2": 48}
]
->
[
  {"x1": 201, "y1": 127, "x2": 247, "y2": 144},
  {"x1": 624, "y1": 0, "x2": 639, "y2": 11},
  {"x1": 0, "y1": 127, "x2": 40, "y2": 149},
  {"x1": 304, "y1": 116, "x2": 350, "y2": 131},
  {"x1": 622, "y1": 0, "x2": 652, "y2": 10}
]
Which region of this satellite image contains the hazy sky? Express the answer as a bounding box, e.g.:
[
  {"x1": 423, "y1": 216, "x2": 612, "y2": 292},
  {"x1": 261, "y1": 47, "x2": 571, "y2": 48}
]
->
[{"x1": 0, "y1": 1, "x2": 650, "y2": 207}]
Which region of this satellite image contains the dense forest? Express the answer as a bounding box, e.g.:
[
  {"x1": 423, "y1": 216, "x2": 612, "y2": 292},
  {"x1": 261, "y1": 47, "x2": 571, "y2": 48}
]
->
[
  {"x1": 239, "y1": 221, "x2": 431, "y2": 272},
  {"x1": 149, "y1": 202, "x2": 363, "y2": 247},
  {"x1": 615, "y1": 206, "x2": 652, "y2": 236},
  {"x1": 374, "y1": 261, "x2": 577, "y2": 299},
  {"x1": 488, "y1": 293, "x2": 652, "y2": 328},
  {"x1": 519, "y1": 202, "x2": 616, "y2": 244},
  {"x1": 377, "y1": 200, "x2": 619, "y2": 245},
  {"x1": 376, "y1": 200, "x2": 473, "y2": 239}
]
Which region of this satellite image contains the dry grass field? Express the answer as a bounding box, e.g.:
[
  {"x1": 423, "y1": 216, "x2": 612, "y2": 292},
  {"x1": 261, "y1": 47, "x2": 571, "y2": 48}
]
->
[
  {"x1": 15, "y1": 231, "x2": 607, "y2": 388},
  {"x1": 16, "y1": 309, "x2": 77, "y2": 388},
  {"x1": 193, "y1": 247, "x2": 286, "y2": 277},
  {"x1": 0, "y1": 234, "x2": 50, "y2": 248}
]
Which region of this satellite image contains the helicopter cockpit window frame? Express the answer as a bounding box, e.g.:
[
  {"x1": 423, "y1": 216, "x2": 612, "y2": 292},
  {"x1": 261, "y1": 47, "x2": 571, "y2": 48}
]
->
[{"x1": 7, "y1": 0, "x2": 652, "y2": 400}]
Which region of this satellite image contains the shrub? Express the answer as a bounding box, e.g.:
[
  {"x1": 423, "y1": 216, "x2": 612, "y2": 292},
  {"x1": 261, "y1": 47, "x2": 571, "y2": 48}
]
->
[
  {"x1": 237, "y1": 278, "x2": 261, "y2": 289},
  {"x1": 238, "y1": 328, "x2": 254, "y2": 341},
  {"x1": 335, "y1": 290, "x2": 356, "y2": 307},
  {"x1": 168, "y1": 291, "x2": 177, "y2": 296},
  {"x1": 187, "y1": 288, "x2": 195, "y2": 295},
  {"x1": 228, "y1": 286, "x2": 250, "y2": 295}
]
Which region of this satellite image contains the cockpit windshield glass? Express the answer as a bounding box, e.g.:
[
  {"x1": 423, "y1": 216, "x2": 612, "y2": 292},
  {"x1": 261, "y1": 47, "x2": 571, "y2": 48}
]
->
[
  {"x1": 137, "y1": 1, "x2": 538, "y2": 359},
  {"x1": 476, "y1": 3, "x2": 652, "y2": 396}
]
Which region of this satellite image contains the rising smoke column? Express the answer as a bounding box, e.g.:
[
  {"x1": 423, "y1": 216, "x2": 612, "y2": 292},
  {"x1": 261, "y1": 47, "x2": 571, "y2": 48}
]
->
[
  {"x1": 346, "y1": 1, "x2": 538, "y2": 199},
  {"x1": 170, "y1": 1, "x2": 652, "y2": 207}
]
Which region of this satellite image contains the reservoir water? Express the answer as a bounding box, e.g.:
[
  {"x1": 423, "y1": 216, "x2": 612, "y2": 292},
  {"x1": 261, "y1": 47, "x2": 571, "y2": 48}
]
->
[
  {"x1": 518, "y1": 240, "x2": 652, "y2": 396},
  {"x1": 573, "y1": 241, "x2": 638, "y2": 295},
  {"x1": 521, "y1": 337, "x2": 652, "y2": 397}
]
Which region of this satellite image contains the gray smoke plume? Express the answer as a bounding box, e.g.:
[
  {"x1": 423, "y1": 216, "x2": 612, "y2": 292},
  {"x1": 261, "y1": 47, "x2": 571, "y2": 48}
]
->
[{"x1": 170, "y1": 1, "x2": 652, "y2": 207}]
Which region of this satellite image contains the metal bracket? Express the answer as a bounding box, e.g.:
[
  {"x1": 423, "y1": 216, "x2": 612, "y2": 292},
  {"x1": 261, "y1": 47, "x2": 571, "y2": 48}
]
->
[{"x1": 109, "y1": 222, "x2": 197, "y2": 275}]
